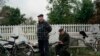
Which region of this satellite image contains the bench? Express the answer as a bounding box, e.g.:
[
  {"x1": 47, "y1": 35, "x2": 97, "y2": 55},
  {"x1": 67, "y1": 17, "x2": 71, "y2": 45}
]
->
[{"x1": 68, "y1": 32, "x2": 93, "y2": 47}]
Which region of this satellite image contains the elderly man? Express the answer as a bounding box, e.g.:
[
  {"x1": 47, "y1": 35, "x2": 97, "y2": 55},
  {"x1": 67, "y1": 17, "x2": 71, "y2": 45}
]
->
[
  {"x1": 55, "y1": 28, "x2": 70, "y2": 56},
  {"x1": 37, "y1": 14, "x2": 52, "y2": 56}
]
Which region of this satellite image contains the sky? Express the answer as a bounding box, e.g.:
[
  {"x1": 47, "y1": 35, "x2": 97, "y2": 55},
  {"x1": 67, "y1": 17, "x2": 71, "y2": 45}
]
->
[
  {"x1": 5, "y1": 0, "x2": 95, "y2": 20},
  {"x1": 6, "y1": 0, "x2": 49, "y2": 20}
]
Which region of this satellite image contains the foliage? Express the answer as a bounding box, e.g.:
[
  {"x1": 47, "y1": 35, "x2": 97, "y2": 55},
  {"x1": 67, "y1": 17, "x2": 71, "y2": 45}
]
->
[
  {"x1": 75, "y1": 0, "x2": 94, "y2": 24},
  {"x1": 48, "y1": 0, "x2": 73, "y2": 24},
  {"x1": 47, "y1": 0, "x2": 94, "y2": 24},
  {"x1": 0, "y1": 6, "x2": 26, "y2": 25},
  {"x1": 88, "y1": 0, "x2": 100, "y2": 24}
]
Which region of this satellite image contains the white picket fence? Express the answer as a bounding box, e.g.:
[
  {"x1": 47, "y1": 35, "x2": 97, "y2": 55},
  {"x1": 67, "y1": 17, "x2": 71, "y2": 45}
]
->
[
  {"x1": 0, "y1": 25, "x2": 37, "y2": 43},
  {"x1": 0, "y1": 24, "x2": 100, "y2": 44}
]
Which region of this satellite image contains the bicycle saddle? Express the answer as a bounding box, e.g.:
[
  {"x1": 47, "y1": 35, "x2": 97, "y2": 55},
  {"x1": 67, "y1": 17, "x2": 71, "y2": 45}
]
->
[{"x1": 11, "y1": 36, "x2": 19, "y2": 39}]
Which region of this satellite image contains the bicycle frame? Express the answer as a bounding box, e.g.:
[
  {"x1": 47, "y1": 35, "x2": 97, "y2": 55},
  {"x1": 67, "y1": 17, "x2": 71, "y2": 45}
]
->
[{"x1": 10, "y1": 36, "x2": 18, "y2": 56}]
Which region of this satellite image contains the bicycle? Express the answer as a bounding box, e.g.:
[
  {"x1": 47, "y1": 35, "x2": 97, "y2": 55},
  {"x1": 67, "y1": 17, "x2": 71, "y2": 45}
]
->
[
  {"x1": 0, "y1": 36, "x2": 10, "y2": 56},
  {"x1": 4, "y1": 36, "x2": 34, "y2": 56}
]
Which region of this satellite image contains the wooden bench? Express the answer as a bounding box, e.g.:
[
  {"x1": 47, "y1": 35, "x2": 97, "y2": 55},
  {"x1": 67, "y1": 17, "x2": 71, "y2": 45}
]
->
[{"x1": 68, "y1": 32, "x2": 92, "y2": 47}]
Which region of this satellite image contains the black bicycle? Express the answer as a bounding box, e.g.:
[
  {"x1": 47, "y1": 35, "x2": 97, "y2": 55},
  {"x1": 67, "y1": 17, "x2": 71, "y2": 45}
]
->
[
  {"x1": 4, "y1": 36, "x2": 34, "y2": 56},
  {"x1": 0, "y1": 36, "x2": 10, "y2": 56}
]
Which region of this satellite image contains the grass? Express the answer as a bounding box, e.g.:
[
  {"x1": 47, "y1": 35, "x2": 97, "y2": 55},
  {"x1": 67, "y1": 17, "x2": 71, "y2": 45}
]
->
[
  {"x1": 69, "y1": 47, "x2": 95, "y2": 56},
  {"x1": 69, "y1": 47, "x2": 100, "y2": 56},
  {"x1": 34, "y1": 47, "x2": 100, "y2": 56}
]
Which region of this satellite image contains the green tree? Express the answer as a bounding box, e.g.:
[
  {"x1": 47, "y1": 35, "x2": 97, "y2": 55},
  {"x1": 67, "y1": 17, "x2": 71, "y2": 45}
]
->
[
  {"x1": 0, "y1": 6, "x2": 26, "y2": 25},
  {"x1": 47, "y1": 0, "x2": 94, "y2": 24},
  {"x1": 75, "y1": 0, "x2": 94, "y2": 24},
  {"x1": 48, "y1": 0, "x2": 73, "y2": 24}
]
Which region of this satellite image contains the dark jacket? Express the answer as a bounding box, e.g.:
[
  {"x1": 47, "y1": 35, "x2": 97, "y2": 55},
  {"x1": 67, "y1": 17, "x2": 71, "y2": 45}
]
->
[
  {"x1": 37, "y1": 21, "x2": 52, "y2": 40},
  {"x1": 59, "y1": 32, "x2": 70, "y2": 46}
]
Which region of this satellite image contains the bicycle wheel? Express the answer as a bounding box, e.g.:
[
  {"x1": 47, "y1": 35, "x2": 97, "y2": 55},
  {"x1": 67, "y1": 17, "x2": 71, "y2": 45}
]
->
[
  {"x1": 95, "y1": 39, "x2": 100, "y2": 52},
  {"x1": 16, "y1": 43, "x2": 34, "y2": 56},
  {"x1": 0, "y1": 44, "x2": 10, "y2": 56}
]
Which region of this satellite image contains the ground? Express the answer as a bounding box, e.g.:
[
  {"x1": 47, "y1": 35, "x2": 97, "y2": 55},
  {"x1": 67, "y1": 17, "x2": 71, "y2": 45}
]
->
[{"x1": 34, "y1": 47, "x2": 100, "y2": 56}]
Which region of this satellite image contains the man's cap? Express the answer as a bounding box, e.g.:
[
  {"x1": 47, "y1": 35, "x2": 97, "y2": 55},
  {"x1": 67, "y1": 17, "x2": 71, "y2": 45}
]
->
[
  {"x1": 37, "y1": 14, "x2": 44, "y2": 17},
  {"x1": 59, "y1": 28, "x2": 64, "y2": 32}
]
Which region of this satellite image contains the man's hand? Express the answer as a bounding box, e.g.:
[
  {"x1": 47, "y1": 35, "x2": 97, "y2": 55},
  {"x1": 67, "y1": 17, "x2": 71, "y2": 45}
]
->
[{"x1": 58, "y1": 41, "x2": 64, "y2": 44}]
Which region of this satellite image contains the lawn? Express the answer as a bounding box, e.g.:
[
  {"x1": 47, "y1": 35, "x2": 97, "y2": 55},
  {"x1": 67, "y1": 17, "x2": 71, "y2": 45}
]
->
[
  {"x1": 34, "y1": 47, "x2": 100, "y2": 56},
  {"x1": 69, "y1": 47, "x2": 100, "y2": 56}
]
